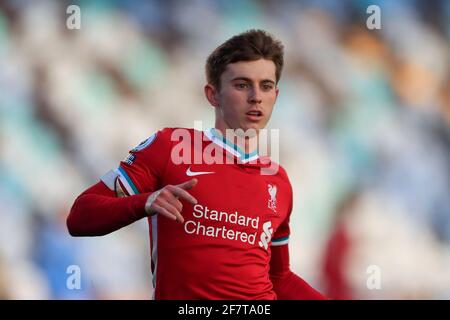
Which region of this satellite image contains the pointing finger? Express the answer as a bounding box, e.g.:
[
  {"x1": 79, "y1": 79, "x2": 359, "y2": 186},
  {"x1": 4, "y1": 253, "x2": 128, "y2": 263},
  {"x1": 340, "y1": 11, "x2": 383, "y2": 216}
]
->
[
  {"x1": 167, "y1": 185, "x2": 198, "y2": 205},
  {"x1": 176, "y1": 178, "x2": 198, "y2": 190}
]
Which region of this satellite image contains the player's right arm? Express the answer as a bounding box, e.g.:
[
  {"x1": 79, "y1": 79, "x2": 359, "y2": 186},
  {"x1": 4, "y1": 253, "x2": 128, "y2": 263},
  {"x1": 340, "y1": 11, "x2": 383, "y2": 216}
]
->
[
  {"x1": 66, "y1": 128, "x2": 197, "y2": 236},
  {"x1": 66, "y1": 178, "x2": 197, "y2": 236}
]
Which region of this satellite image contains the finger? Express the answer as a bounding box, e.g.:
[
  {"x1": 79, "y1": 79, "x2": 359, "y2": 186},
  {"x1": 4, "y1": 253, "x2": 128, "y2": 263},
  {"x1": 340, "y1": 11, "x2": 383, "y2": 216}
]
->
[
  {"x1": 167, "y1": 196, "x2": 183, "y2": 212},
  {"x1": 176, "y1": 178, "x2": 198, "y2": 190},
  {"x1": 168, "y1": 185, "x2": 198, "y2": 205},
  {"x1": 160, "y1": 201, "x2": 185, "y2": 223},
  {"x1": 161, "y1": 189, "x2": 185, "y2": 212},
  {"x1": 153, "y1": 203, "x2": 184, "y2": 223},
  {"x1": 152, "y1": 204, "x2": 177, "y2": 221}
]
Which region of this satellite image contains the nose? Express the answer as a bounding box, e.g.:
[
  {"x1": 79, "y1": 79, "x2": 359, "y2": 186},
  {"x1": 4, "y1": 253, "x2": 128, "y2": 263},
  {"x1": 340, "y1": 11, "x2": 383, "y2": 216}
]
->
[{"x1": 248, "y1": 88, "x2": 262, "y2": 104}]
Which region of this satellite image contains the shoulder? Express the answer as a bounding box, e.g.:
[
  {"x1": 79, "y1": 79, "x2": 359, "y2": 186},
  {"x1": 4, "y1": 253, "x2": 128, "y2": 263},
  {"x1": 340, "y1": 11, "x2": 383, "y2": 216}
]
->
[
  {"x1": 130, "y1": 127, "x2": 192, "y2": 152},
  {"x1": 159, "y1": 127, "x2": 199, "y2": 140},
  {"x1": 275, "y1": 162, "x2": 289, "y2": 180},
  {"x1": 271, "y1": 161, "x2": 293, "y2": 195},
  {"x1": 261, "y1": 157, "x2": 290, "y2": 181},
  {"x1": 278, "y1": 165, "x2": 292, "y2": 188}
]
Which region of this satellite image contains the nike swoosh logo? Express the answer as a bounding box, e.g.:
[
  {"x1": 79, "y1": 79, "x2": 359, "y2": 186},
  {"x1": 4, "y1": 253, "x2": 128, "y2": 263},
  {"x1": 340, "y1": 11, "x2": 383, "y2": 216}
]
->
[{"x1": 186, "y1": 166, "x2": 215, "y2": 177}]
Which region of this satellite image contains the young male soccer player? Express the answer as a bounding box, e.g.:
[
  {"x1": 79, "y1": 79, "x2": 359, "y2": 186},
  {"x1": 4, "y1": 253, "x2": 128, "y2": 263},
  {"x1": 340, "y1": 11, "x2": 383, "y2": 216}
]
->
[{"x1": 67, "y1": 29, "x2": 326, "y2": 300}]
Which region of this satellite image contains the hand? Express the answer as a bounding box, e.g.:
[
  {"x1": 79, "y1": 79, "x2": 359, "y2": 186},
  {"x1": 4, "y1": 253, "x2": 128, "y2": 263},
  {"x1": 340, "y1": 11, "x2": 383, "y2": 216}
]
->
[{"x1": 144, "y1": 178, "x2": 198, "y2": 223}]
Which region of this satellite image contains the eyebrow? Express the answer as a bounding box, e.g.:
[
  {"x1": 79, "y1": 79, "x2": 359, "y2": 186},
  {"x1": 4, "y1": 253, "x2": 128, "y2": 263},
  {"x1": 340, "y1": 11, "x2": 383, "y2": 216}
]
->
[{"x1": 231, "y1": 77, "x2": 276, "y2": 85}]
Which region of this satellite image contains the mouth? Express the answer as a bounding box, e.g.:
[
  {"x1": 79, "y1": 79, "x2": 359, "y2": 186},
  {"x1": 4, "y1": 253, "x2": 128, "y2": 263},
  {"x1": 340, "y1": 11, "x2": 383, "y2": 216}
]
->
[{"x1": 246, "y1": 110, "x2": 263, "y2": 121}]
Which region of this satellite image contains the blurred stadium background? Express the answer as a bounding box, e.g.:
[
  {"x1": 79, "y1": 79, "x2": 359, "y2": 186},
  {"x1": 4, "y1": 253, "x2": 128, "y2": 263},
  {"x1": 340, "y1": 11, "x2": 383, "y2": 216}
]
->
[{"x1": 0, "y1": 0, "x2": 449, "y2": 299}]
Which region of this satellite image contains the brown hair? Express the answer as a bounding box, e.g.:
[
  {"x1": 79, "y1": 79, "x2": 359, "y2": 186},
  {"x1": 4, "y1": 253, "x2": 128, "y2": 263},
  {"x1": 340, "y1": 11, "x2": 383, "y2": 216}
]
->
[{"x1": 206, "y1": 29, "x2": 284, "y2": 90}]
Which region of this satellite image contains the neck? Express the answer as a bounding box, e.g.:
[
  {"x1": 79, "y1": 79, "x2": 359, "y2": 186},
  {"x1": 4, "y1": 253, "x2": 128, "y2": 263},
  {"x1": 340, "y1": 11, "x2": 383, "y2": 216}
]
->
[{"x1": 214, "y1": 122, "x2": 259, "y2": 156}]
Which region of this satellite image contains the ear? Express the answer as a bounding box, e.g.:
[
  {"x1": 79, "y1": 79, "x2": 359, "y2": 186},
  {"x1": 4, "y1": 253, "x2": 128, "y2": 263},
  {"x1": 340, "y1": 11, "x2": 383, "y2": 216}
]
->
[
  {"x1": 204, "y1": 84, "x2": 219, "y2": 107},
  {"x1": 275, "y1": 86, "x2": 279, "y2": 99}
]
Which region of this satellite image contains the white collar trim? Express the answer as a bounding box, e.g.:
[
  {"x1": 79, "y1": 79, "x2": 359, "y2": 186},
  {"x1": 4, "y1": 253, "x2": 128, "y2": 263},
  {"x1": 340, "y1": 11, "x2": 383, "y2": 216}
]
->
[{"x1": 203, "y1": 128, "x2": 259, "y2": 164}]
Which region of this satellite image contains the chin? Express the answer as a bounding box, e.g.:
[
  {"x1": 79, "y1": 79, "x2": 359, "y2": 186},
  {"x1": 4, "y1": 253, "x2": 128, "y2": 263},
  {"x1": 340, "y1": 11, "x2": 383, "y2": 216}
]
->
[{"x1": 239, "y1": 124, "x2": 262, "y2": 136}]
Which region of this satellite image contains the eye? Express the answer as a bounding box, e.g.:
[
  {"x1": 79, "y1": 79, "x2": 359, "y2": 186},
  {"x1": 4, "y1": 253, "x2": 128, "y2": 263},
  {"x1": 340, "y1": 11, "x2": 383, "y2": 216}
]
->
[
  {"x1": 235, "y1": 83, "x2": 248, "y2": 90},
  {"x1": 262, "y1": 84, "x2": 274, "y2": 91}
]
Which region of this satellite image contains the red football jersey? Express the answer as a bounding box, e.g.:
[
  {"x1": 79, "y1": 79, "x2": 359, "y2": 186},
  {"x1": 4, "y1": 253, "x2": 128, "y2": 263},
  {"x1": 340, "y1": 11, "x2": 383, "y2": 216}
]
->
[{"x1": 101, "y1": 128, "x2": 293, "y2": 299}]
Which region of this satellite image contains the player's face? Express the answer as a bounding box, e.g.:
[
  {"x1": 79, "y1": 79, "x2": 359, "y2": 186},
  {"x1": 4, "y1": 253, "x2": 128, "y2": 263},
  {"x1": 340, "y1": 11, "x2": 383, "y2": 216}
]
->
[{"x1": 208, "y1": 59, "x2": 279, "y2": 134}]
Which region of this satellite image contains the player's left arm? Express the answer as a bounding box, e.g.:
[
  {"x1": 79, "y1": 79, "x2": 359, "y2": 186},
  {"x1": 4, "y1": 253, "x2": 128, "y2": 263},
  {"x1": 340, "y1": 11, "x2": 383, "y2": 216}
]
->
[
  {"x1": 269, "y1": 176, "x2": 327, "y2": 300},
  {"x1": 269, "y1": 243, "x2": 327, "y2": 300}
]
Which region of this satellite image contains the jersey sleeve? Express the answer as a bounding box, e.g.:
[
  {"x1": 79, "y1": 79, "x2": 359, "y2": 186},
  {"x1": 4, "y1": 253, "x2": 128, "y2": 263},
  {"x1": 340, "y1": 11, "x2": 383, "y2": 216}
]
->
[
  {"x1": 100, "y1": 128, "x2": 174, "y2": 196},
  {"x1": 271, "y1": 175, "x2": 293, "y2": 247}
]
